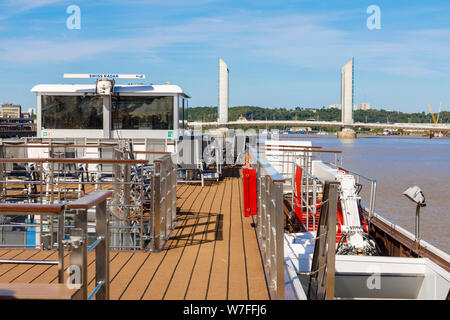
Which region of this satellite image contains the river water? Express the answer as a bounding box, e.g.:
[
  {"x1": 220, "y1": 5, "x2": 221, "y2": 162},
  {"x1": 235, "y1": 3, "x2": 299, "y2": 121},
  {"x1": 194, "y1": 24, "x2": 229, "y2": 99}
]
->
[{"x1": 279, "y1": 134, "x2": 450, "y2": 254}]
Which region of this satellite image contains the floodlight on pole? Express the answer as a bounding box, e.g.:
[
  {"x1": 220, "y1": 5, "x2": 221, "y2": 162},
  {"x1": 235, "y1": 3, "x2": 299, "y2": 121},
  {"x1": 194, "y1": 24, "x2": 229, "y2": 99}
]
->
[{"x1": 402, "y1": 186, "x2": 426, "y2": 243}]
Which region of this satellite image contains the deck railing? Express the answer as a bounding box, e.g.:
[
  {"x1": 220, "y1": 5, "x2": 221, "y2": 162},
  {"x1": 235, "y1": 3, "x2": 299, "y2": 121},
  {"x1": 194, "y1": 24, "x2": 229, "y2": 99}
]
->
[
  {"x1": 326, "y1": 163, "x2": 377, "y2": 220},
  {"x1": 256, "y1": 144, "x2": 315, "y2": 176},
  {"x1": 0, "y1": 157, "x2": 150, "y2": 249},
  {"x1": 0, "y1": 203, "x2": 66, "y2": 282},
  {"x1": 0, "y1": 190, "x2": 112, "y2": 300},
  {"x1": 293, "y1": 163, "x2": 321, "y2": 232},
  {"x1": 251, "y1": 145, "x2": 342, "y2": 233},
  {"x1": 256, "y1": 143, "x2": 342, "y2": 178},
  {"x1": 0, "y1": 140, "x2": 178, "y2": 251},
  {"x1": 307, "y1": 181, "x2": 339, "y2": 300},
  {"x1": 65, "y1": 191, "x2": 112, "y2": 300},
  {"x1": 249, "y1": 146, "x2": 285, "y2": 300},
  {"x1": 152, "y1": 154, "x2": 177, "y2": 251}
]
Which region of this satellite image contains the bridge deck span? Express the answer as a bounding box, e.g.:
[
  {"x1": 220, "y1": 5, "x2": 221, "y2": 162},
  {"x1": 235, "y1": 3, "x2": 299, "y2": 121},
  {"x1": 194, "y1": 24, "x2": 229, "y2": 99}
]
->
[{"x1": 191, "y1": 120, "x2": 450, "y2": 131}]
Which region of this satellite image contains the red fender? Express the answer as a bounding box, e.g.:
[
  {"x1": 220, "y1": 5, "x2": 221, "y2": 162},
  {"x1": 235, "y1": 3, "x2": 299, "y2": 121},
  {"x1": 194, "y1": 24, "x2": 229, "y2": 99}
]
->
[
  {"x1": 248, "y1": 168, "x2": 257, "y2": 216},
  {"x1": 242, "y1": 167, "x2": 250, "y2": 217},
  {"x1": 294, "y1": 166, "x2": 303, "y2": 223},
  {"x1": 337, "y1": 201, "x2": 344, "y2": 226}
]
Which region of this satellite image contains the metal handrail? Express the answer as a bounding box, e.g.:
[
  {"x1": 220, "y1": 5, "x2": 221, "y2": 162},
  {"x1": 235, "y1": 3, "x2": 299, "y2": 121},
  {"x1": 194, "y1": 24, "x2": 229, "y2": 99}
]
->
[
  {"x1": 65, "y1": 190, "x2": 112, "y2": 300},
  {"x1": 326, "y1": 162, "x2": 377, "y2": 219},
  {"x1": 0, "y1": 259, "x2": 59, "y2": 265},
  {"x1": 0, "y1": 158, "x2": 148, "y2": 164},
  {"x1": 249, "y1": 146, "x2": 285, "y2": 182},
  {"x1": 293, "y1": 162, "x2": 321, "y2": 231},
  {"x1": 307, "y1": 181, "x2": 339, "y2": 300},
  {"x1": 330, "y1": 164, "x2": 376, "y2": 183},
  {"x1": 0, "y1": 148, "x2": 155, "y2": 250},
  {"x1": 87, "y1": 236, "x2": 104, "y2": 253},
  {"x1": 254, "y1": 143, "x2": 344, "y2": 182},
  {"x1": 0, "y1": 191, "x2": 111, "y2": 300},
  {"x1": 88, "y1": 280, "x2": 105, "y2": 300},
  {"x1": 3, "y1": 144, "x2": 123, "y2": 149},
  {"x1": 261, "y1": 147, "x2": 342, "y2": 153},
  {"x1": 0, "y1": 139, "x2": 176, "y2": 252},
  {"x1": 152, "y1": 153, "x2": 177, "y2": 251},
  {"x1": 0, "y1": 202, "x2": 65, "y2": 283},
  {"x1": 248, "y1": 146, "x2": 285, "y2": 300}
]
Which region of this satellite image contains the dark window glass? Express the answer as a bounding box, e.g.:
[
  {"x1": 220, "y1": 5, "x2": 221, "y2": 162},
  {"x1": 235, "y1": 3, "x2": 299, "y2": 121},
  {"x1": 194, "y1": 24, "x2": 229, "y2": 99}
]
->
[
  {"x1": 112, "y1": 96, "x2": 173, "y2": 130},
  {"x1": 178, "y1": 96, "x2": 185, "y2": 129},
  {"x1": 42, "y1": 95, "x2": 103, "y2": 129}
]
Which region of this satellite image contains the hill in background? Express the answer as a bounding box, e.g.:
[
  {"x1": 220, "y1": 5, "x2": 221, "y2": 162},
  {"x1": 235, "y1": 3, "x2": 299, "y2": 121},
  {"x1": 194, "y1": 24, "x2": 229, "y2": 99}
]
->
[{"x1": 187, "y1": 106, "x2": 449, "y2": 124}]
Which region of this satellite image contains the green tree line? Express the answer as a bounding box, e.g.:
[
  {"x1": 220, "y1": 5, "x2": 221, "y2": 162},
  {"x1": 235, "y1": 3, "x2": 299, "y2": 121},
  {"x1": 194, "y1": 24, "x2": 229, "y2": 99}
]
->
[{"x1": 187, "y1": 106, "x2": 450, "y2": 124}]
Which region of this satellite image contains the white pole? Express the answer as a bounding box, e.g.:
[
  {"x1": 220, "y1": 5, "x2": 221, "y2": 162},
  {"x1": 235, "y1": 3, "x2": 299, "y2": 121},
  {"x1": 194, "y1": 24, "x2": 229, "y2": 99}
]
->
[{"x1": 218, "y1": 58, "x2": 229, "y2": 124}]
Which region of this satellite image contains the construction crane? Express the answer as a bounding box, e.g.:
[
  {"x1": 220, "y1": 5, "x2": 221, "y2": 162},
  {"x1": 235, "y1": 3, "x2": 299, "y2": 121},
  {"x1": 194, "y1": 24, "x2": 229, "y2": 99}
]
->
[
  {"x1": 427, "y1": 101, "x2": 441, "y2": 138},
  {"x1": 427, "y1": 101, "x2": 438, "y2": 125}
]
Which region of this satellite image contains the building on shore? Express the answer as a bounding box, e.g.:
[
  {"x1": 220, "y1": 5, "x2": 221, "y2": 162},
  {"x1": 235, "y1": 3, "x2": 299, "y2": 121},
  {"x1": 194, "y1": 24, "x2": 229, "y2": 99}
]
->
[
  {"x1": 0, "y1": 103, "x2": 34, "y2": 119},
  {"x1": 0, "y1": 103, "x2": 36, "y2": 137},
  {"x1": 1, "y1": 103, "x2": 21, "y2": 118},
  {"x1": 360, "y1": 102, "x2": 371, "y2": 111},
  {"x1": 328, "y1": 104, "x2": 342, "y2": 110}
]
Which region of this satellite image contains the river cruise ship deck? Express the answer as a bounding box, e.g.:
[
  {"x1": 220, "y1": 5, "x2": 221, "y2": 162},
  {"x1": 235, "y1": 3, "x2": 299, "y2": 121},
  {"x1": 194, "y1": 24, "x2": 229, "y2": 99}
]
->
[{"x1": 0, "y1": 75, "x2": 448, "y2": 300}]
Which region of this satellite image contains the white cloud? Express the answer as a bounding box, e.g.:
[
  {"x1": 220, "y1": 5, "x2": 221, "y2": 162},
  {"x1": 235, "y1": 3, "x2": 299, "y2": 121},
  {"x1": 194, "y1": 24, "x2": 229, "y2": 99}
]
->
[
  {"x1": 0, "y1": 29, "x2": 198, "y2": 63},
  {"x1": 3, "y1": 0, "x2": 68, "y2": 12},
  {"x1": 143, "y1": 12, "x2": 450, "y2": 77},
  {"x1": 0, "y1": 39, "x2": 115, "y2": 63},
  {"x1": 0, "y1": 10, "x2": 449, "y2": 78},
  {"x1": 103, "y1": 0, "x2": 221, "y2": 7}
]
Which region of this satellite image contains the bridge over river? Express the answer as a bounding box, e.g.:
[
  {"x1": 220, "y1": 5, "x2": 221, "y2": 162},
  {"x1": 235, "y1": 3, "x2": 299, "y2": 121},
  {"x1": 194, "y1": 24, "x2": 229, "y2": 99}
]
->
[
  {"x1": 208, "y1": 58, "x2": 449, "y2": 136},
  {"x1": 189, "y1": 120, "x2": 450, "y2": 132}
]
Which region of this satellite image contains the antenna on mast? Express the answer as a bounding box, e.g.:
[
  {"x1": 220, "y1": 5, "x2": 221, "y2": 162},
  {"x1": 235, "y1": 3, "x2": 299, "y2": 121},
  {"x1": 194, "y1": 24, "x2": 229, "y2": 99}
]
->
[
  {"x1": 62, "y1": 73, "x2": 146, "y2": 95},
  {"x1": 63, "y1": 73, "x2": 146, "y2": 79}
]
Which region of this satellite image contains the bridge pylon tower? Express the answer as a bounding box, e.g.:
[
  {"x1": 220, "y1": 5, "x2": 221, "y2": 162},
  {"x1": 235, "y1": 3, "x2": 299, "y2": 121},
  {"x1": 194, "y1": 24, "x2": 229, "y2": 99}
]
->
[{"x1": 337, "y1": 58, "x2": 357, "y2": 139}]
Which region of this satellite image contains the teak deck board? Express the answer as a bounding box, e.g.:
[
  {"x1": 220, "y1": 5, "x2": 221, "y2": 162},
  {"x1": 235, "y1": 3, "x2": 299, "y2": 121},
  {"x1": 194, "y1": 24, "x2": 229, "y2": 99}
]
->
[
  {"x1": 0, "y1": 283, "x2": 79, "y2": 300},
  {"x1": 0, "y1": 176, "x2": 269, "y2": 300}
]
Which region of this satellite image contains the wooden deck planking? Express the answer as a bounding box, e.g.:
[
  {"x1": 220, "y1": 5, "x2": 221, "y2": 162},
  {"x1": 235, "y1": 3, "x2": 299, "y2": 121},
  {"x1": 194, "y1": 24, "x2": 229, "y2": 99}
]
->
[
  {"x1": 184, "y1": 181, "x2": 225, "y2": 299},
  {"x1": 119, "y1": 183, "x2": 201, "y2": 300},
  {"x1": 0, "y1": 250, "x2": 41, "y2": 279},
  {"x1": 228, "y1": 177, "x2": 249, "y2": 300},
  {"x1": 0, "y1": 250, "x2": 54, "y2": 283},
  {"x1": 163, "y1": 183, "x2": 219, "y2": 299},
  {"x1": 0, "y1": 250, "x2": 14, "y2": 259},
  {"x1": 109, "y1": 252, "x2": 148, "y2": 300},
  {"x1": 0, "y1": 176, "x2": 269, "y2": 300},
  {"x1": 205, "y1": 178, "x2": 232, "y2": 299},
  {"x1": 141, "y1": 183, "x2": 210, "y2": 299},
  {"x1": 119, "y1": 251, "x2": 166, "y2": 300},
  {"x1": 10, "y1": 250, "x2": 60, "y2": 284}
]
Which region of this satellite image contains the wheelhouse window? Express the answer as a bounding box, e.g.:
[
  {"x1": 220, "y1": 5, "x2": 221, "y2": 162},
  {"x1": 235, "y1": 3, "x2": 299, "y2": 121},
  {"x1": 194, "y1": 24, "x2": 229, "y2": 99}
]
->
[
  {"x1": 41, "y1": 95, "x2": 103, "y2": 129},
  {"x1": 112, "y1": 96, "x2": 173, "y2": 130},
  {"x1": 179, "y1": 96, "x2": 186, "y2": 130}
]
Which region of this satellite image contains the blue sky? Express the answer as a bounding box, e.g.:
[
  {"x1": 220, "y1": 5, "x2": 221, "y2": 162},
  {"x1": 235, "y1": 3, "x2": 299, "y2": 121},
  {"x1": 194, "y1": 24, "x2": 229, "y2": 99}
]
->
[{"x1": 0, "y1": 0, "x2": 449, "y2": 113}]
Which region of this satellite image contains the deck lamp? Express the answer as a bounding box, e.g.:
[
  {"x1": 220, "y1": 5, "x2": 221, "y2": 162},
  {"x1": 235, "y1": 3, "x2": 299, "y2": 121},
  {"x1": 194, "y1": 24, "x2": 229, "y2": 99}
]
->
[{"x1": 402, "y1": 186, "x2": 426, "y2": 243}]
